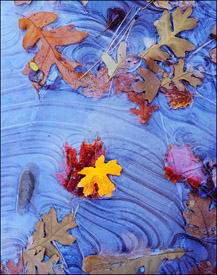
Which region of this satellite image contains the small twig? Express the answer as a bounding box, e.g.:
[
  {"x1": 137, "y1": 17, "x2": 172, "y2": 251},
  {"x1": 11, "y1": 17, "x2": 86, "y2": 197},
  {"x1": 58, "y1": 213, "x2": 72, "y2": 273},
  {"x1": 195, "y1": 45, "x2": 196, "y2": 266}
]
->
[
  {"x1": 78, "y1": 59, "x2": 101, "y2": 81},
  {"x1": 73, "y1": 204, "x2": 79, "y2": 219},
  {"x1": 141, "y1": 0, "x2": 155, "y2": 10},
  {"x1": 96, "y1": 20, "x2": 115, "y2": 39},
  {"x1": 125, "y1": 19, "x2": 135, "y2": 42},
  {"x1": 108, "y1": 79, "x2": 113, "y2": 98},
  {"x1": 107, "y1": 7, "x2": 141, "y2": 54},
  {"x1": 186, "y1": 39, "x2": 216, "y2": 62},
  {"x1": 27, "y1": 199, "x2": 42, "y2": 220},
  {"x1": 106, "y1": 5, "x2": 134, "y2": 52}
]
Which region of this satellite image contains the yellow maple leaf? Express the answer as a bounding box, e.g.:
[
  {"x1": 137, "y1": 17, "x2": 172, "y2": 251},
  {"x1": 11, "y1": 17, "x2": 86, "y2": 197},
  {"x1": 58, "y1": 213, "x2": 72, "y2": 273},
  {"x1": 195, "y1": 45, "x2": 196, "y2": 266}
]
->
[{"x1": 78, "y1": 155, "x2": 122, "y2": 197}]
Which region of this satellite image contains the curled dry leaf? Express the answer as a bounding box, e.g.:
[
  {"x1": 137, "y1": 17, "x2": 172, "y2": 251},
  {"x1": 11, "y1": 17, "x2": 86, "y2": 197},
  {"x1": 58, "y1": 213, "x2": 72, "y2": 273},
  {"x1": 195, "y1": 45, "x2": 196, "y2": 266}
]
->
[
  {"x1": 160, "y1": 85, "x2": 194, "y2": 109},
  {"x1": 25, "y1": 207, "x2": 77, "y2": 258},
  {"x1": 19, "y1": 12, "x2": 88, "y2": 98},
  {"x1": 133, "y1": 67, "x2": 161, "y2": 103},
  {"x1": 14, "y1": 1, "x2": 31, "y2": 5},
  {"x1": 23, "y1": 248, "x2": 59, "y2": 275},
  {"x1": 78, "y1": 155, "x2": 122, "y2": 197},
  {"x1": 189, "y1": 261, "x2": 216, "y2": 275},
  {"x1": 114, "y1": 69, "x2": 139, "y2": 96},
  {"x1": 174, "y1": 1, "x2": 196, "y2": 10},
  {"x1": 128, "y1": 92, "x2": 158, "y2": 124},
  {"x1": 140, "y1": 7, "x2": 198, "y2": 61},
  {"x1": 81, "y1": 66, "x2": 112, "y2": 98},
  {"x1": 82, "y1": 247, "x2": 188, "y2": 274},
  {"x1": 150, "y1": 0, "x2": 172, "y2": 10},
  {"x1": 161, "y1": 59, "x2": 204, "y2": 91},
  {"x1": 183, "y1": 192, "x2": 216, "y2": 239},
  {"x1": 102, "y1": 41, "x2": 127, "y2": 79},
  {"x1": 56, "y1": 138, "x2": 106, "y2": 198},
  {"x1": 164, "y1": 144, "x2": 206, "y2": 191},
  {"x1": 209, "y1": 48, "x2": 216, "y2": 63}
]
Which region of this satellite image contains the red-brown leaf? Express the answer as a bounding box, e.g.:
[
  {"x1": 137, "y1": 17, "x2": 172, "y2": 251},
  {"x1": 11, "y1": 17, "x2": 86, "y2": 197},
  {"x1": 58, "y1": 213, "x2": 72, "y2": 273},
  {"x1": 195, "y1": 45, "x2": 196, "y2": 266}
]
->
[
  {"x1": 114, "y1": 69, "x2": 139, "y2": 96},
  {"x1": 56, "y1": 138, "x2": 106, "y2": 198},
  {"x1": 164, "y1": 144, "x2": 206, "y2": 191},
  {"x1": 160, "y1": 85, "x2": 194, "y2": 109},
  {"x1": 6, "y1": 259, "x2": 23, "y2": 274},
  {"x1": 127, "y1": 92, "x2": 158, "y2": 124},
  {"x1": 189, "y1": 262, "x2": 216, "y2": 274},
  {"x1": 81, "y1": 66, "x2": 112, "y2": 98}
]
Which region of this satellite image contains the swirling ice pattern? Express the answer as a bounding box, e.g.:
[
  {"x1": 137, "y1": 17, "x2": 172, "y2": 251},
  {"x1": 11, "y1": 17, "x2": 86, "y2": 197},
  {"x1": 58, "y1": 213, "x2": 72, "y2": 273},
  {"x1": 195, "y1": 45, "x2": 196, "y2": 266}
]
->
[{"x1": 1, "y1": 1, "x2": 216, "y2": 274}]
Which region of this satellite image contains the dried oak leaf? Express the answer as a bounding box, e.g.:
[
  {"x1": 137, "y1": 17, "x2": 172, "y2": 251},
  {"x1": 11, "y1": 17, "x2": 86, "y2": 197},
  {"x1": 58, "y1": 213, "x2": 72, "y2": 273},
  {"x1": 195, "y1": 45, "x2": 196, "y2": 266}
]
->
[
  {"x1": 26, "y1": 207, "x2": 77, "y2": 258},
  {"x1": 14, "y1": 1, "x2": 31, "y2": 5},
  {"x1": 23, "y1": 248, "x2": 59, "y2": 275},
  {"x1": 82, "y1": 247, "x2": 188, "y2": 274},
  {"x1": 114, "y1": 69, "x2": 139, "y2": 96},
  {"x1": 174, "y1": 1, "x2": 196, "y2": 10},
  {"x1": 102, "y1": 41, "x2": 127, "y2": 79},
  {"x1": 19, "y1": 12, "x2": 88, "y2": 97},
  {"x1": 127, "y1": 92, "x2": 158, "y2": 124},
  {"x1": 189, "y1": 262, "x2": 216, "y2": 275},
  {"x1": 78, "y1": 155, "x2": 122, "y2": 197},
  {"x1": 161, "y1": 59, "x2": 204, "y2": 91},
  {"x1": 164, "y1": 144, "x2": 206, "y2": 191},
  {"x1": 56, "y1": 138, "x2": 106, "y2": 198},
  {"x1": 160, "y1": 85, "x2": 194, "y2": 109},
  {"x1": 81, "y1": 66, "x2": 112, "y2": 98},
  {"x1": 140, "y1": 7, "x2": 198, "y2": 61},
  {"x1": 6, "y1": 259, "x2": 23, "y2": 274},
  {"x1": 133, "y1": 67, "x2": 161, "y2": 103},
  {"x1": 183, "y1": 192, "x2": 216, "y2": 239}
]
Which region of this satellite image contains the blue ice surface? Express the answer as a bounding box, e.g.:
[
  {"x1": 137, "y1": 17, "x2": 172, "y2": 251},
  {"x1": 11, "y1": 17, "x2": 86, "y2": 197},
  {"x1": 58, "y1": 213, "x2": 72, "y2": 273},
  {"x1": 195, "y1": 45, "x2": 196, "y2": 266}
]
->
[{"x1": 1, "y1": 1, "x2": 216, "y2": 274}]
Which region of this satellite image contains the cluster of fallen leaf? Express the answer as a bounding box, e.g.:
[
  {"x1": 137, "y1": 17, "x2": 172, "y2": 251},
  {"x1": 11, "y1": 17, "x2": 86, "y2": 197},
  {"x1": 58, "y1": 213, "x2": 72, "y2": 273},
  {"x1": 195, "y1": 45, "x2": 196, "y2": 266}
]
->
[
  {"x1": 2, "y1": 1, "x2": 216, "y2": 274},
  {"x1": 17, "y1": 1, "x2": 216, "y2": 125}
]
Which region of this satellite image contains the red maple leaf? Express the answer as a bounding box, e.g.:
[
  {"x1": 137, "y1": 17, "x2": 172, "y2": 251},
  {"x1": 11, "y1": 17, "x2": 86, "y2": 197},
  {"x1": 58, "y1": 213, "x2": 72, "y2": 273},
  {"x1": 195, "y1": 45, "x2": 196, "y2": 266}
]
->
[
  {"x1": 127, "y1": 92, "x2": 158, "y2": 124},
  {"x1": 164, "y1": 143, "x2": 206, "y2": 191},
  {"x1": 6, "y1": 259, "x2": 23, "y2": 274},
  {"x1": 56, "y1": 138, "x2": 106, "y2": 198}
]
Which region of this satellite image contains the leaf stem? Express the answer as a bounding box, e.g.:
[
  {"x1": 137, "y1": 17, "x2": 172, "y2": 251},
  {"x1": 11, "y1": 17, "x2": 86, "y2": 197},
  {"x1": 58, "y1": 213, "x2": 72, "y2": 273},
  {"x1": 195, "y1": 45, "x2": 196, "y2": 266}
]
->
[{"x1": 186, "y1": 39, "x2": 216, "y2": 62}]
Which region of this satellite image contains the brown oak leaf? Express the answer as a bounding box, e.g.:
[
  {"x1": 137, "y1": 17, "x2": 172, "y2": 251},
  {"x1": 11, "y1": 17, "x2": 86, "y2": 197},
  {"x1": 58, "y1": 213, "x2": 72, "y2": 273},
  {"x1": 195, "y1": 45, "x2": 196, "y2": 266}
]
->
[
  {"x1": 183, "y1": 192, "x2": 216, "y2": 239},
  {"x1": 114, "y1": 69, "x2": 139, "y2": 96},
  {"x1": 81, "y1": 66, "x2": 112, "y2": 98},
  {"x1": 82, "y1": 247, "x2": 188, "y2": 274},
  {"x1": 19, "y1": 12, "x2": 88, "y2": 98},
  {"x1": 140, "y1": 8, "x2": 198, "y2": 61},
  {"x1": 26, "y1": 207, "x2": 77, "y2": 258},
  {"x1": 160, "y1": 85, "x2": 194, "y2": 109},
  {"x1": 23, "y1": 248, "x2": 59, "y2": 275},
  {"x1": 161, "y1": 59, "x2": 204, "y2": 91},
  {"x1": 56, "y1": 137, "x2": 106, "y2": 198},
  {"x1": 128, "y1": 92, "x2": 158, "y2": 124},
  {"x1": 133, "y1": 67, "x2": 161, "y2": 103}
]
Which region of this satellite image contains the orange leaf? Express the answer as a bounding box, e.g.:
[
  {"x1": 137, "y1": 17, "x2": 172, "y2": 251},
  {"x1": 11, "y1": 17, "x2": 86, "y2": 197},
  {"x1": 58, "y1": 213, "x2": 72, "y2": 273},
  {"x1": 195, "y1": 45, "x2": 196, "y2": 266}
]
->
[
  {"x1": 160, "y1": 85, "x2": 194, "y2": 109},
  {"x1": 78, "y1": 155, "x2": 122, "y2": 197},
  {"x1": 19, "y1": 12, "x2": 88, "y2": 97},
  {"x1": 164, "y1": 144, "x2": 206, "y2": 191},
  {"x1": 81, "y1": 66, "x2": 112, "y2": 98},
  {"x1": 128, "y1": 92, "x2": 158, "y2": 124}
]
